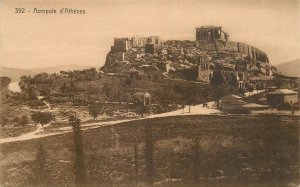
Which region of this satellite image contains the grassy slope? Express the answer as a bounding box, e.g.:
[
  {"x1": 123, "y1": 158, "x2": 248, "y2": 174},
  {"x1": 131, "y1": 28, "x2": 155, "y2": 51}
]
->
[{"x1": 0, "y1": 114, "x2": 298, "y2": 187}]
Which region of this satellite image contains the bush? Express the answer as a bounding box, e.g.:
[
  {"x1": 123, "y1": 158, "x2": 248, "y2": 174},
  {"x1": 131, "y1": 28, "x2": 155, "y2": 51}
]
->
[
  {"x1": 31, "y1": 112, "x2": 53, "y2": 127},
  {"x1": 88, "y1": 102, "x2": 108, "y2": 119}
]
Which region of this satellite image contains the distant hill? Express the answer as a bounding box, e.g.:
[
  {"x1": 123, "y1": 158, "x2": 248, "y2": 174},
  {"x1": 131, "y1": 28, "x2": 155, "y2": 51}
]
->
[
  {"x1": 276, "y1": 59, "x2": 300, "y2": 77},
  {"x1": 0, "y1": 67, "x2": 35, "y2": 82},
  {"x1": 0, "y1": 64, "x2": 96, "y2": 81}
]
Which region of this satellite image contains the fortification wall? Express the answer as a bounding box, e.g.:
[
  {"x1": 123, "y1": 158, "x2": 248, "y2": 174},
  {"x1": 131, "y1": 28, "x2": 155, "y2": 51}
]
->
[{"x1": 196, "y1": 40, "x2": 269, "y2": 64}]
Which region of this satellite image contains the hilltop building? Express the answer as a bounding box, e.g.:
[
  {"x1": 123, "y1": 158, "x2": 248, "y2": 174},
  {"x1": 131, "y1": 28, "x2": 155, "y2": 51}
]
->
[
  {"x1": 103, "y1": 26, "x2": 278, "y2": 92},
  {"x1": 196, "y1": 26, "x2": 229, "y2": 42},
  {"x1": 111, "y1": 36, "x2": 161, "y2": 53},
  {"x1": 196, "y1": 26, "x2": 269, "y2": 64},
  {"x1": 196, "y1": 26, "x2": 275, "y2": 88}
]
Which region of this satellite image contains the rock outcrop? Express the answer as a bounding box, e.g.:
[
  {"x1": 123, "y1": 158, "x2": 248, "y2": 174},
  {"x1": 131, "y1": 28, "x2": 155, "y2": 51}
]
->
[{"x1": 101, "y1": 26, "x2": 277, "y2": 89}]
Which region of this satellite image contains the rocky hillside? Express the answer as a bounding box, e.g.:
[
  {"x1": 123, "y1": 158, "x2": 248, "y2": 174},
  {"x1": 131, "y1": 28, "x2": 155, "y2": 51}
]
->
[{"x1": 101, "y1": 27, "x2": 277, "y2": 86}]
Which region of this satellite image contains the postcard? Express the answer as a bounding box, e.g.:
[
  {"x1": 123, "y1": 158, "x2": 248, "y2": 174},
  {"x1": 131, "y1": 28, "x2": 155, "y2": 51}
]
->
[{"x1": 0, "y1": 0, "x2": 299, "y2": 186}]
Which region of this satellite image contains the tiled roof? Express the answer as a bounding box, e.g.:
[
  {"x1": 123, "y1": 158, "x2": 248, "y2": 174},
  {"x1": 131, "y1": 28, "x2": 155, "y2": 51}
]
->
[{"x1": 222, "y1": 94, "x2": 243, "y2": 99}]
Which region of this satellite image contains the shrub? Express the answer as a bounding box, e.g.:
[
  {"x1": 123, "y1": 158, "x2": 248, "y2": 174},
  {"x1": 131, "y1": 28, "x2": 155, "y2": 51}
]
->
[{"x1": 31, "y1": 112, "x2": 53, "y2": 127}]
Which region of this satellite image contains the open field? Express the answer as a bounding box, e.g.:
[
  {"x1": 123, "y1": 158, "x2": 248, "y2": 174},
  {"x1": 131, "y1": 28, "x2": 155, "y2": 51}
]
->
[{"x1": 0, "y1": 114, "x2": 299, "y2": 187}]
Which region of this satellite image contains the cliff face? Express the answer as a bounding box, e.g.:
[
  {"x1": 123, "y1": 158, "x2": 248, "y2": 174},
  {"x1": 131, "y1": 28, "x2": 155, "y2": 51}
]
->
[{"x1": 101, "y1": 27, "x2": 277, "y2": 86}]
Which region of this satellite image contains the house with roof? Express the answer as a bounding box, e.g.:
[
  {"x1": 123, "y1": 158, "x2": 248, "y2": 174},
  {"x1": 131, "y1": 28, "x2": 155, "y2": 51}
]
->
[
  {"x1": 219, "y1": 94, "x2": 247, "y2": 110},
  {"x1": 267, "y1": 89, "x2": 298, "y2": 108}
]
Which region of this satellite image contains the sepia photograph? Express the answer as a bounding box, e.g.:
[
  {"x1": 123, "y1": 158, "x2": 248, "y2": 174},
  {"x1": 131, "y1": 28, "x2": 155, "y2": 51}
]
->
[{"x1": 0, "y1": 0, "x2": 299, "y2": 186}]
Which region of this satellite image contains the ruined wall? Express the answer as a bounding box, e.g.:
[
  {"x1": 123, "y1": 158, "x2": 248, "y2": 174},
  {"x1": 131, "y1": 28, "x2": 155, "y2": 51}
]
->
[
  {"x1": 196, "y1": 40, "x2": 269, "y2": 64},
  {"x1": 107, "y1": 52, "x2": 126, "y2": 62},
  {"x1": 112, "y1": 36, "x2": 161, "y2": 53},
  {"x1": 112, "y1": 38, "x2": 132, "y2": 52},
  {"x1": 197, "y1": 62, "x2": 213, "y2": 83},
  {"x1": 198, "y1": 68, "x2": 212, "y2": 83},
  {"x1": 147, "y1": 36, "x2": 161, "y2": 45},
  {"x1": 132, "y1": 37, "x2": 147, "y2": 47},
  {"x1": 145, "y1": 43, "x2": 161, "y2": 54}
]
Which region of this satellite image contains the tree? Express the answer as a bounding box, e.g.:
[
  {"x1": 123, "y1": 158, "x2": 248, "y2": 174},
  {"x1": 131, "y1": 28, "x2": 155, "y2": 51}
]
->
[
  {"x1": 211, "y1": 71, "x2": 224, "y2": 87},
  {"x1": 226, "y1": 72, "x2": 239, "y2": 89},
  {"x1": 69, "y1": 115, "x2": 86, "y2": 186},
  {"x1": 0, "y1": 76, "x2": 11, "y2": 89},
  {"x1": 88, "y1": 102, "x2": 109, "y2": 120},
  {"x1": 31, "y1": 112, "x2": 53, "y2": 127}
]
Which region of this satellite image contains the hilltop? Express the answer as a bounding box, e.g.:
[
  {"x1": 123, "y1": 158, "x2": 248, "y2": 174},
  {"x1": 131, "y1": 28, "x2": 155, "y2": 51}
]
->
[
  {"x1": 101, "y1": 26, "x2": 278, "y2": 91},
  {"x1": 276, "y1": 59, "x2": 300, "y2": 77}
]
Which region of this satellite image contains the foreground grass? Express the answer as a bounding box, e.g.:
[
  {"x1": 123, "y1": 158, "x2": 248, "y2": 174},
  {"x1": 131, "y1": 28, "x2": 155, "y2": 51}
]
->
[{"x1": 0, "y1": 114, "x2": 299, "y2": 187}]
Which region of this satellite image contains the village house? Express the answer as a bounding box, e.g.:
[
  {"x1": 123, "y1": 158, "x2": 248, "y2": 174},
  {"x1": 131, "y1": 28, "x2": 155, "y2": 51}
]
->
[
  {"x1": 266, "y1": 89, "x2": 298, "y2": 108},
  {"x1": 219, "y1": 94, "x2": 247, "y2": 110}
]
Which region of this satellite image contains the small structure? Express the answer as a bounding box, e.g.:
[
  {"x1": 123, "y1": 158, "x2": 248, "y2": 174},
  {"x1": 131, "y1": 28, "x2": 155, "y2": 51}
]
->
[
  {"x1": 219, "y1": 94, "x2": 246, "y2": 110},
  {"x1": 196, "y1": 26, "x2": 229, "y2": 42},
  {"x1": 197, "y1": 61, "x2": 214, "y2": 83},
  {"x1": 133, "y1": 91, "x2": 151, "y2": 106},
  {"x1": 267, "y1": 89, "x2": 298, "y2": 108}
]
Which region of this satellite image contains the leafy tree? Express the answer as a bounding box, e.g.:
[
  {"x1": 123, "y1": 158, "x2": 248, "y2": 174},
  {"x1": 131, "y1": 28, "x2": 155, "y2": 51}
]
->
[
  {"x1": 31, "y1": 112, "x2": 53, "y2": 127},
  {"x1": 226, "y1": 72, "x2": 239, "y2": 90},
  {"x1": 88, "y1": 102, "x2": 109, "y2": 120},
  {"x1": 28, "y1": 87, "x2": 39, "y2": 100},
  {"x1": 211, "y1": 71, "x2": 224, "y2": 86},
  {"x1": 0, "y1": 76, "x2": 11, "y2": 89},
  {"x1": 19, "y1": 75, "x2": 31, "y2": 91}
]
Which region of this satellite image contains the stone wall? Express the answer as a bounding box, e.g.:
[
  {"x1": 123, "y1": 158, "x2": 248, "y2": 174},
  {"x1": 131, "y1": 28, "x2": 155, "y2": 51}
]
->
[
  {"x1": 112, "y1": 36, "x2": 161, "y2": 53},
  {"x1": 196, "y1": 40, "x2": 269, "y2": 64}
]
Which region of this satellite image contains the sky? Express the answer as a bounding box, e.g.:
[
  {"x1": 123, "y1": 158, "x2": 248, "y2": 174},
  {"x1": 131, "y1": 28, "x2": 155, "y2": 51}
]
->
[{"x1": 0, "y1": 0, "x2": 299, "y2": 69}]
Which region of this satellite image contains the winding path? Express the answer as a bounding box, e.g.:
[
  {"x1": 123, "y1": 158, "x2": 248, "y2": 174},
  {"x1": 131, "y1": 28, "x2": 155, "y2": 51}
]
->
[{"x1": 0, "y1": 103, "x2": 220, "y2": 144}]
